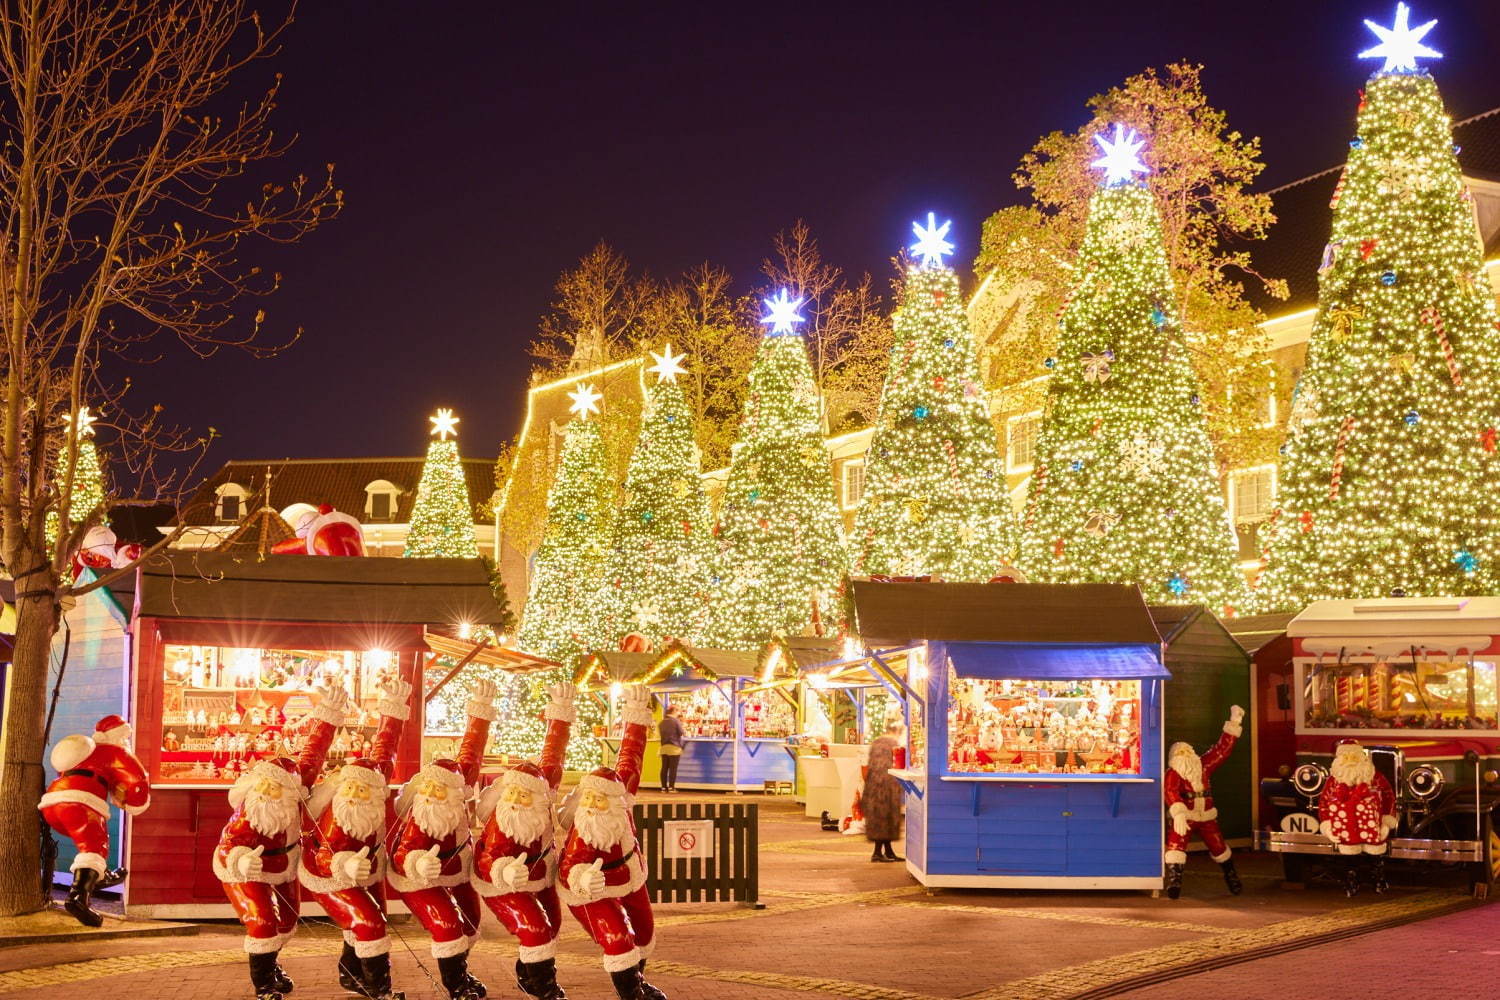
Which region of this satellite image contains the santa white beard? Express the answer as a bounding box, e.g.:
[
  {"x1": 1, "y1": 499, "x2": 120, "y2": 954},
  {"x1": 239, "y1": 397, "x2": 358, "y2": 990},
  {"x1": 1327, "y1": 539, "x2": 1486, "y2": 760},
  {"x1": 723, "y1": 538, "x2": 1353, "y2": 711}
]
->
[
  {"x1": 1331, "y1": 752, "x2": 1375, "y2": 787},
  {"x1": 243, "y1": 787, "x2": 300, "y2": 838},
  {"x1": 332, "y1": 788, "x2": 386, "y2": 841},
  {"x1": 493, "y1": 798, "x2": 551, "y2": 848},
  {"x1": 410, "y1": 789, "x2": 469, "y2": 840},
  {"x1": 1169, "y1": 747, "x2": 1203, "y2": 791},
  {"x1": 573, "y1": 801, "x2": 631, "y2": 851}
]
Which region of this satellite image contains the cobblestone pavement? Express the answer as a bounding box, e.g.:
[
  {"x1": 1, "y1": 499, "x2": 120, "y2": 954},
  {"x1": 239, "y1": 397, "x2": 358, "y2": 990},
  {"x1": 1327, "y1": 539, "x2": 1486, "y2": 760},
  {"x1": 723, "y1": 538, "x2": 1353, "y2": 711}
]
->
[{"x1": 0, "y1": 795, "x2": 1474, "y2": 999}]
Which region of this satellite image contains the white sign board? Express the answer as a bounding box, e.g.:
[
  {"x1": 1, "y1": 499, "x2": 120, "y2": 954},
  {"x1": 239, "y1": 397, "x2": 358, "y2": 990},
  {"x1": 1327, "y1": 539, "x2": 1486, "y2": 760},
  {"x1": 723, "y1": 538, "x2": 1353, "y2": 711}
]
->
[
  {"x1": 1279, "y1": 812, "x2": 1319, "y2": 835},
  {"x1": 662, "y1": 819, "x2": 715, "y2": 860}
]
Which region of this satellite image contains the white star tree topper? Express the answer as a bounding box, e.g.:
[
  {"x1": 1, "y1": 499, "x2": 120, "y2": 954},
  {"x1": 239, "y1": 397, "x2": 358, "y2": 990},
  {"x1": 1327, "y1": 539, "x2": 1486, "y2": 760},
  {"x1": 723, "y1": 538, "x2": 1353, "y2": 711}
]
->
[
  {"x1": 760, "y1": 289, "x2": 806, "y2": 336},
  {"x1": 1360, "y1": 3, "x2": 1440, "y2": 73},
  {"x1": 909, "y1": 212, "x2": 954, "y2": 269},
  {"x1": 1091, "y1": 124, "x2": 1149, "y2": 186},
  {"x1": 647, "y1": 343, "x2": 688, "y2": 383},
  {"x1": 64, "y1": 406, "x2": 98, "y2": 439},
  {"x1": 567, "y1": 382, "x2": 603, "y2": 419},
  {"x1": 429, "y1": 407, "x2": 460, "y2": 440}
]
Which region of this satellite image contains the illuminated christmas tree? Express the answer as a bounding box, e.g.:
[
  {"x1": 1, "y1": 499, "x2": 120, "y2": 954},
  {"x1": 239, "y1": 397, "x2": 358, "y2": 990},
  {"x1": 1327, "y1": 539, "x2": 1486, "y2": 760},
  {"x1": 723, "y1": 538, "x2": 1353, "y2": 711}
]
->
[
  {"x1": 596, "y1": 347, "x2": 718, "y2": 648},
  {"x1": 1020, "y1": 125, "x2": 1246, "y2": 610},
  {"x1": 708, "y1": 296, "x2": 848, "y2": 648},
  {"x1": 46, "y1": 407, "x2": 108, "y2": 577},
  {"x1": 404, "y1": 407, "x2": 481, "y2": 559},
  {"x1": 852, "y1": 215, "x2": 1017, "y2": 581},
  {"x1": 1256, "y1": 5, "x2": 1500, "y2": 606}
]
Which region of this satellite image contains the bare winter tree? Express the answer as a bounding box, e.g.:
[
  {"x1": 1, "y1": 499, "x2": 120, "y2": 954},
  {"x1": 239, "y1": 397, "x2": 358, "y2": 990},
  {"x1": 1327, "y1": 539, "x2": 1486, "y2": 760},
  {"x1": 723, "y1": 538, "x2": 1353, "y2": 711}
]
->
[
  {"x1": 0, "y1": 1, "x2": 339, "y2": 915},
  {"x1": 528, "y1": 240, "x2": 654, "y2": 378}
]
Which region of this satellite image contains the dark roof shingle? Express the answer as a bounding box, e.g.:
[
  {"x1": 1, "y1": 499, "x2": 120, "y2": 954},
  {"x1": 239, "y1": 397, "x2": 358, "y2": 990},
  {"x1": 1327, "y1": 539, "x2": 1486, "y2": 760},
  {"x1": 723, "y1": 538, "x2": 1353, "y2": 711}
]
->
[{"x1": 850, "y1": 581, "x2": 1161, "y2": 646}]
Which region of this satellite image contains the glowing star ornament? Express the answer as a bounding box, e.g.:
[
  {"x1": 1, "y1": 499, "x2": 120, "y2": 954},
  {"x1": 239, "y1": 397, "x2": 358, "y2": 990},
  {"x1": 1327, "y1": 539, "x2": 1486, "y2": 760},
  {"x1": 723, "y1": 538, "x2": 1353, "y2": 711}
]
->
[
  {"x1": 63, "y1": 406, "x2": 98, "y2": 440},
  {"x1": 647, "y1": 343, "x2": 688, "y2": 384},
  {"x1": 909, "y1": 212, "x2": 955, "y2": 269},
  {"x1": 761, "y1": 289, "x2": 807, "y2": 336},
  {"x1": 567, "y1": 382, "x2": 603, "y2": 419},
  {"x1": 1360, "y1": 3, "x2": 1441, "y2": 74},
  {"x1": 1090, "y1": 124, "x2": 1149, "y2": 187},
  {"x1": 429, "y1": 407, "x2": 460, "y2": 440}
]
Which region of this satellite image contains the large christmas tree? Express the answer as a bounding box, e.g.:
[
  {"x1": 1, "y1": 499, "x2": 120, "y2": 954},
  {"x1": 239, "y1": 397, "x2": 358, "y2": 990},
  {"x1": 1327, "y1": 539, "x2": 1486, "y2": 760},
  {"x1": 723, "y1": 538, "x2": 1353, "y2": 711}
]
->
[
  {"x1": 852, "y1": 215, "x2": 1017, "y2": 581},
  {"x1": 404, "y1": 407, "x2": 481, "y2": 559},
  {"x1": 46, "y1": 407, "x2": 108, "y2": 577},
  {"x1": 708, "y1": 294, "x2": 848, "y2": 649},
  {"x1": 596, "y1": 347, "x2": 718, "y2": 648},
  {"x1": 1256, "y1": 5, "x2": 1500, "y2": 607},
  {"x1": 1020, "y1": 126, "x2": 1246, "y2": 610}
]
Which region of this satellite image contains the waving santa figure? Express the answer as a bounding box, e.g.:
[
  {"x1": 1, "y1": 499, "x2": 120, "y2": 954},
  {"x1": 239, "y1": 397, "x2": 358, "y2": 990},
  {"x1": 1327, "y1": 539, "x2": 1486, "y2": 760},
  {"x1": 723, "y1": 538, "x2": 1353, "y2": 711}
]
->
[
  {"x1": 558, "y1": 685, "x2": 664, "y2": 1000},
  {"x1": 387, "y1": 679, "x2": 499, "y2": 1000},
  {"x1": 1319, "y1": 739, "x2": 1398, "y2": 896},
  {"x1": 40, "y1": 714, "x2": 151, "y2": 927},
  {"x1": 472, "y1": 681, "x2": 577, "y2": 1000},
  {"x1": 216, "y1": 686, "x2": 350, "y2": 1000},
  {"x1": 299, "y1": 678, "x2": 411, "y2": 1000},
  {"x1": 1163, "y1": 705, "x2": 1244, "y2": 899}
]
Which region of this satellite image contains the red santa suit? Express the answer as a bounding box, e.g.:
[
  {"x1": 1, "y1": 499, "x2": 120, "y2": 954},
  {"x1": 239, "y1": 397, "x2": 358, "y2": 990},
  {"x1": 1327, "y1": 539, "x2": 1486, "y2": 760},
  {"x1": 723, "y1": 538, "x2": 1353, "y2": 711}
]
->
[
  {"x1": 559, "y1": 697, "x2": 656, "y2": 980},
  {"x1": 40, "y1": 714, "x2": 151, "y2": 878},
  {"x1": 1319, "y1": 741, "x2": 1398, "y2": 855},
  {"x1": 1163, "y1": 715, "x2": 1242, "y2": 866}
]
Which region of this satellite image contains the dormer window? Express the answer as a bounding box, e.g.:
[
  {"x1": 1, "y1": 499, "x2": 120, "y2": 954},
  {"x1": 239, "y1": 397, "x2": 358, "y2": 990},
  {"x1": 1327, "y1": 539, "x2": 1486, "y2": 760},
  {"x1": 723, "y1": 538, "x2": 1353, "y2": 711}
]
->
[
  {"x1": 364, "y1": 479, "x2": 401, "y2": 522},
  {"x1": 215, "y1": 483, "x2": 247, "y2": 523}
]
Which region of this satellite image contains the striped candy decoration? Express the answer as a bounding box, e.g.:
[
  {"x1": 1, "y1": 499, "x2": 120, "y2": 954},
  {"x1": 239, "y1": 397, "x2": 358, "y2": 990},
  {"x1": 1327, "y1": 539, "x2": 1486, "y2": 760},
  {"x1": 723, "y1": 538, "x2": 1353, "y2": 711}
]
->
[
  {"x1": 1329, "y1": 417, "x2": 1355, "y2": 499},
  {"x1": 1421, "y1": 306, "x2": 1462, "y2": 387}
]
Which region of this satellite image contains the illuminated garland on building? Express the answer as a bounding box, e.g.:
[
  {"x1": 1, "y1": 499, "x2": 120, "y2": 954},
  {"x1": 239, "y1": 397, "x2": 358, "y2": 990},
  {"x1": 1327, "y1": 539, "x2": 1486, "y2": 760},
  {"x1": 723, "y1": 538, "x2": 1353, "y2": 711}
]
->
[
  {"x1": 1021, "y1": 128, "x2": 1246, "y2": 611},
  {"x1": 1255, "y1": 11, "x2": 1500, "y2": 607}
]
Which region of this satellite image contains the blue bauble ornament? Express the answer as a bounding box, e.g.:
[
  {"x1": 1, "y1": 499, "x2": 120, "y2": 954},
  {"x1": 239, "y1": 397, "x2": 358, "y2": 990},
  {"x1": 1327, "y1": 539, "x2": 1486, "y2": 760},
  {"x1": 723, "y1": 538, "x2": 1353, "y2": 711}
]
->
[
  {"x1": 1150, "y1": 307, "x2": 1166, "y2": 327},
  {"x1": 913, "y1": 406, "x2": 930, "y2": 420},
  {"x1": 641, "y1": 511, "x2": 654, "y2": 523},
  {"x1": 1167, "y1": 574, "x2": 1189, "y2": 596},
  {"x1": 748, "y1": 488, "x2": 761, "y2": 502},
  {"x1": 943, "y1": 338, "x2": 955, "y2": 349},
  {"x1": 1349, "y1": 137, "x2": 1364, "y2": 149},
  {"x1": 1190, "y1": 393, "x2": 1200, "y2": 406},
  {"x1": 1454, "y1": 144, "x2": 1463, "y2": 154},
  {"x1": 1381, "y1": 270, "x2": 1397, "y2": 286},
  {"x1": 1043, "y1": 357, "x2": 1056, "y2": 369},
  {"x1": 1069, "y1": 459, "x2": 1083, "y2": 472},
  {"x1": 1404, "y1": 411, "x2": 1420, "y2": 427},
  {"x1": 1454, "y1": 549, "x2": 1478, "y2": 574}
]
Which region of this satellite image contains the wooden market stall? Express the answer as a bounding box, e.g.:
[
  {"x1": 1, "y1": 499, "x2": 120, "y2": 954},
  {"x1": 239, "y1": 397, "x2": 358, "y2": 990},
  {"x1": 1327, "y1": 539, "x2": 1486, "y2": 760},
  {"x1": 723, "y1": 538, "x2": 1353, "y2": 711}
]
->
[
  {"x1": 851, "y1": 580, "x2": 1169, "y2": 890},
  {"x1": 420, "y1": 633, "x2": 560, "y2": 764},
  {"x1": 576, "y1": 649, "x2": 663, "y2": 787}
]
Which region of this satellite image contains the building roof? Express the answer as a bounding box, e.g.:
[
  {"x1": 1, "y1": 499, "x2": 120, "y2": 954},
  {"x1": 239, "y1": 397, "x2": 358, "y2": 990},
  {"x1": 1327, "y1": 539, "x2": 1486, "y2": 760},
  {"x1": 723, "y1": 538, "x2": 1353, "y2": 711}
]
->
[
  {"x1": 850, "y1": 581, "x2": 1161, "y2": 646},
  {"x1": 1225, "y1": 612, "x2": 1297, "y2": 655},
  {"x1": 1242, "y1": 106, "x2": 1500, "y2": 314},
  {"x1": 124, "y1": 550, "x2": 505, "y2": 627},
  {"x1": 216, "y1": 506, "x2": 296, "y2": 557},
  {"x1": 1146, "y1": 604, "x2": 1202, "y2": 644},
  {"x1": 179, "y1": 457, "x2": 496, "y2": 527}
]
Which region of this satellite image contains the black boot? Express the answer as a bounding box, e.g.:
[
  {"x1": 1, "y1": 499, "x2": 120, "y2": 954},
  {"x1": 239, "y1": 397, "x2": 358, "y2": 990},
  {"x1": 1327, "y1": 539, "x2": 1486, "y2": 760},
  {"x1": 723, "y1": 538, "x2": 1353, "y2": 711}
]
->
[
  {"x1": 635, "y1": 961, "x2": 667, "y2": 1000},
  {"x1": 521, "y1": 959, "x2": 568, "y2": 999},
  {"x1": 462, "y1": 950, "x2": 487, "y2": 999},
  {"x1": 338, "y1": 943, "x2": 366, "y2": 995},
  {"x1": 883, "y1": 842, "x2": 904, "y2": 863},
  {"x1": 63, "y1": 868, "x2": 104, "y2": 927},
  {"x1": 97, "y1": 866, "x2": 128, "y2": 890},
  {"x1": 1371, "y1": 854, "x2": 1389, "y2": 894},
  {"x1": 1342, "y1": 859, "x2": 1361, "y2": 898},
  {"x1": 1164, "y1": 862, "x2": 1184, "y2": 900},
  {"x1": 249, "y1": 951, "x2": 287, "y2": 1000},
  {"x1": 268, "y1": 949, "x2": 294, "y2": 994},
  {"x1": 1220, "y1": 859, "x2": 1243, "y2": 895},
  {"x1": 360, "y1": 953, "x2": 405, "y2": 1000},
  {"x1": 609, "y1": 967, "x2": 644, "y2": 1000},
  {"x1": 438, "y1": 954, "x2": 482, "y2": 1000}
]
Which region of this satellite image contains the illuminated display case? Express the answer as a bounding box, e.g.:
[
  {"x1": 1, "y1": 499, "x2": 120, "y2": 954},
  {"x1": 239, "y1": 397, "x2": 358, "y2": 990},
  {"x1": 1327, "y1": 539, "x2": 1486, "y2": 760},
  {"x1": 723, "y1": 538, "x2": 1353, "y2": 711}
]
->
[
  {"x1": 1298, "y1": 655, "x2": 1499, "y2": 734},
  {"x1": 948, "y1": 676, "x2": 1142, "y2": 775}
]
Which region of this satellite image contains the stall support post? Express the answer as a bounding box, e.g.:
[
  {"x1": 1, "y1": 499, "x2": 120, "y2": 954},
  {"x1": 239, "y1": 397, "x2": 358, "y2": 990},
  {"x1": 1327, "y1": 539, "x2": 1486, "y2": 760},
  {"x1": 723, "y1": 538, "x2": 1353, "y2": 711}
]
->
[{"x1": 731, "y1": 679, "x2": 741, "y2": 794}]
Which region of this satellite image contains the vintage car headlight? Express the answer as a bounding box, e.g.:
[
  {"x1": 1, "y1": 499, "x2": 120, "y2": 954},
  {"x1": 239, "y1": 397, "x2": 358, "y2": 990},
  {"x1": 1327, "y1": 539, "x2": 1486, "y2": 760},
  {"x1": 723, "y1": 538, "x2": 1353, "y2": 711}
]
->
[
  {"x1": 1406, "y1": 764, "x2": 1444, "y2": 801},
  {"x1": 1292, "y1": 762, "x2": 1328, "y2": 797}
]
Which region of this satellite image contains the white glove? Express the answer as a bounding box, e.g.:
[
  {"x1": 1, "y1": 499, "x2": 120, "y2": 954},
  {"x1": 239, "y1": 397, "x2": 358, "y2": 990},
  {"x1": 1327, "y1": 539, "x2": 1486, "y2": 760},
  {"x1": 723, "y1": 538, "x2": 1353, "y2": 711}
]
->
[
  {"x1": 546, "y1": 681, "x2": 578, "y2": 724},
  {"x1": 569, "y1": 858, "x2": 605, "y2": 901},
  {"x1": 1319, "y1": 820, "x2": 1335, "y2": 843},
  {"x1": 230, "y1": 844, "x2": 265, "y2": 880},
  {"x1": 312, "y1": 686, "x2": 353, "y2": 725},
  {"x1": 1172, "y1": 815, "x2": 1189, "y2": 837},
  {"x1": 465, "y1": 677, "x2": 500, "y2": 722},
  {"x1": 619, "y1": 685, "x2": 653, "y2": 727},
  {"x1": 376, "y1": 678, "x2": 413, "y2": 721},
  {"x1": 549, "y1": 681, "x2": 577, "y2": 706},
  {"x1": 407, "y1": 848, "x2": 441, "y2": 881},
  {"x1": 337, "y1": 846, "x2": 373, "y2": 883},
  {"x1": 1228, "y1": 705, "x2": 1245, "y2": 725},
  {"x1": 493, "y1": 856, "x2": 529, "y2": 890}
]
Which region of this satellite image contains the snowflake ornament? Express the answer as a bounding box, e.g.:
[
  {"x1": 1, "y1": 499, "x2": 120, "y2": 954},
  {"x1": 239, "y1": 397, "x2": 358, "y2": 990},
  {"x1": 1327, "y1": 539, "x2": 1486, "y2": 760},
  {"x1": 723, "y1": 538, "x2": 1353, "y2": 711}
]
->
[
  {"x1": 1117, "y1": 435, "x2": 1167, "y2": 480},
  {"x1": 631, "y1": 603, "x2": 661, "y2": 630}
]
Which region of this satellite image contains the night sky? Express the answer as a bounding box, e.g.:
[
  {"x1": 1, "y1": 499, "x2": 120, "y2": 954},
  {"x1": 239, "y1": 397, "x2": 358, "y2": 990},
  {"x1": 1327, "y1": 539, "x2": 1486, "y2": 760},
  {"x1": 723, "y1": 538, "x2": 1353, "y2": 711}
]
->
[{"x1": 121, "y1": 0, "x2": 1500, "y2": 481}]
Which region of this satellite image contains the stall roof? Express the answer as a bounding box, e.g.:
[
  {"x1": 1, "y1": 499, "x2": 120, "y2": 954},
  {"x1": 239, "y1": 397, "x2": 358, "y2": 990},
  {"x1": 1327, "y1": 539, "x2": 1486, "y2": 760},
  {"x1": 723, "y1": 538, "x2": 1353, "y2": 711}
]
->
[
  {"x1": 1288, "y1": 597, "x2": 1500, "y2": 656},
  {"x1": 125, "y1": 550, "x2": 506, "y2": 627},
  {"x1": 577, "y1": 650, "x2": 659, "y2": 687},
  {"x1": 1226, "y1": 612, "x2": 1296, "y2": 656},
  {"x1": 424, "y1": 633, "x2": 558, "y2": 674},
  {"x1": 639, "y1": 643, "x2": 762, "y2": 684},
  {"x1": 850, "y1": 581, "x2": 1161, "y2": 646}
]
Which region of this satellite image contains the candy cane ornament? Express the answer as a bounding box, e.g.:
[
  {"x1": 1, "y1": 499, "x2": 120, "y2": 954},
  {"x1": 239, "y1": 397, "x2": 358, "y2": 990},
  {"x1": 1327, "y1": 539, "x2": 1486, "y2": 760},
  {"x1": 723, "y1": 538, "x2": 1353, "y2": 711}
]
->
[
  {"x1": 1329, "y1": 417, "x2": 1355, "y2": 500},
  {"x1": 1421, "y1": 306, "x2": 1462, "y2": 387}
]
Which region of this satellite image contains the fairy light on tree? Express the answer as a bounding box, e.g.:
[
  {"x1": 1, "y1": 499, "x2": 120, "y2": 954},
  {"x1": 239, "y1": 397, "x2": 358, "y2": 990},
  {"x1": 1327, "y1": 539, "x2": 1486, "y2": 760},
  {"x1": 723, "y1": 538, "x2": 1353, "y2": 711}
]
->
[
  {"x1": 852, "y1": 215, "x2": 1017, "y2": 581},
  {"x1": 1020, "y1": 125, "x2": 1246, "y2": 611},
  {"x1": 707, "y1": 290, "x2": 849, "y2": 649},
  {"x1": 46, "y1": 407, "x2": 108, "y2": 578},
  {"x1": 1255, "y1": 4, "x2": 1500, "y2": 607},
  {"x1": 404, "y1": 407, "x2": 481, "y2": 559}
]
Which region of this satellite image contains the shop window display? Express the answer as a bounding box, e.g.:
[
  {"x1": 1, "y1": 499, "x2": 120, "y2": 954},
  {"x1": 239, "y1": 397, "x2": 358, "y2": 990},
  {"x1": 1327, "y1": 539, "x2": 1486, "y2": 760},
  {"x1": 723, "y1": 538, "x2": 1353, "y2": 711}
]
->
[
  {"x1": 670, "y1": 685, "x2": 732, "y2": 739},
  {"x1": 158, "y1": 643, "x2": 403, "y2": 783},
  {"x1": 947, "y1": 676, "x2": 1142, "y2": 775},
  {"x1": 742, "y1": 690, "x2": 797, "y2": 739},
  {"x1": 1300, "y1": 656, "x2": 1500, "y2": 733}
]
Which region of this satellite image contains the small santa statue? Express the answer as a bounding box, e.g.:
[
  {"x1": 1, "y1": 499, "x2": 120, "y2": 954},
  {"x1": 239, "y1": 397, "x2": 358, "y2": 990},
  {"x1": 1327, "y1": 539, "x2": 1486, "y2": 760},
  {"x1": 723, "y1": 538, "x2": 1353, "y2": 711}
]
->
[
  {"x1": 40, "y1": 714, "x2": 151, "y2": 926},
  {"x1": 387, "y1": 679, "x2": 500, "y2": 1000},
  {"x1": 1163, "y1": 705, "x2": 1245, "y2": 899},
  {"x1": 299, "y1": 679, "x2": 410, "y2": 1000},
  {"x1": 1319, "y1": 739, "x2": 1398, "y2": 896},
  {"x1": 558, "y1": 685, "x2": 664, "y2": 1000},
  {"x1": 472, "y1": 682, "x2": 577, "y2": 1000},
  {"x1": 216, "y1": 686, "x2": 350, "y2": 1000}
]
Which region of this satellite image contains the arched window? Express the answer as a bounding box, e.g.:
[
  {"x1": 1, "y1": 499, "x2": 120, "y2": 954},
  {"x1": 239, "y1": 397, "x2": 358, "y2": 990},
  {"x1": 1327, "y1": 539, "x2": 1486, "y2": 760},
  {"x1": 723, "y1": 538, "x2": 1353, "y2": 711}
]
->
[
  {"x1": 364, "y1": 479, "x2": 402, "y2": 522},
  {"x1": 215, "y1": 482, "x2": 247, "y2": 523}
]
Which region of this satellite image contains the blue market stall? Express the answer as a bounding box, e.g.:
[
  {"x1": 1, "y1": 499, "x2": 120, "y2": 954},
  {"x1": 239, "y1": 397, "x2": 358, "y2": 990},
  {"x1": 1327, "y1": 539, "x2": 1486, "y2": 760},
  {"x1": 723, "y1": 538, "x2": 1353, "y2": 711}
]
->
[{"x1": 851, "y1": 581, "x2": 1168, "y2": 890}]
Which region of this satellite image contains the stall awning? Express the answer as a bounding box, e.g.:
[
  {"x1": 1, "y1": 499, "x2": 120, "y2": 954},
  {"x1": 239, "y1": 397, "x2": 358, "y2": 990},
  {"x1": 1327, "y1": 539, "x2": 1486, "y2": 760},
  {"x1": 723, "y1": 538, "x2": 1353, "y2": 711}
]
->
[
  {"x1": 424, "y1": 634, "x2": 559, "y2": 674},
  {"x1": 945, "y1": 642, "x2": 1168, "y2": 680}
]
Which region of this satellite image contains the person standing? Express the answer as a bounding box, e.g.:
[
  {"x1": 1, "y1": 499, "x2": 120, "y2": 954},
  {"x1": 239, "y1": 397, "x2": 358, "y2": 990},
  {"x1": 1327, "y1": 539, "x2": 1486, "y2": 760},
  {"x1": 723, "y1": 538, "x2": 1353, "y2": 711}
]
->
[
  {"x1": 864, "y1": 723, "x2": 904, "y2": 863},
  {"x1": 657, "y1": 705, "x2": 684, "y2": 793}
]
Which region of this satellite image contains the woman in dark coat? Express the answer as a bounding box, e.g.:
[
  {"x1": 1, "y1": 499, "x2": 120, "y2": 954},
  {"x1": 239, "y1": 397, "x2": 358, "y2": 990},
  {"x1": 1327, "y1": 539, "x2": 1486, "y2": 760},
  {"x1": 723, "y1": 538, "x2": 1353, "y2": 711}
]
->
[{"x1": 864, "y1": 724, "x2": 904, "y2": 862}]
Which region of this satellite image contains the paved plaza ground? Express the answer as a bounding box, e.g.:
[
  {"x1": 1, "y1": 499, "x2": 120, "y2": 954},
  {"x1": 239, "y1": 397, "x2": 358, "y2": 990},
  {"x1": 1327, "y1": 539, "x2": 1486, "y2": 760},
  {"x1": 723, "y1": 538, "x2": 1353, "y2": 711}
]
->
[{"x1": 0, "y1": 794, "x2": 1483, "y2": 999}]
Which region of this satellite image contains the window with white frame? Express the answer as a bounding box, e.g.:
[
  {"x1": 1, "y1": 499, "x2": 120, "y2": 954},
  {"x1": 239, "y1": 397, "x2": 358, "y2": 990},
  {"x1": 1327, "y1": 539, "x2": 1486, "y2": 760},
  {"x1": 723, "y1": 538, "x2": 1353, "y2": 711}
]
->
[
  {"x1": 1006, "y1": 412, "x2": 1041, "y2": 472},
  {"x1": 841, "y1": 459, "x2": 866, "y2": 510},
  {"x1": 1229, "y1": 465, "x2": 1276, "y2": 524},
  {"x1": 215, "y1": 483, "x2": 247, "y2": 523},
  {"x1": 364, "y1": 479, "x2": 401, "y2": 522}
]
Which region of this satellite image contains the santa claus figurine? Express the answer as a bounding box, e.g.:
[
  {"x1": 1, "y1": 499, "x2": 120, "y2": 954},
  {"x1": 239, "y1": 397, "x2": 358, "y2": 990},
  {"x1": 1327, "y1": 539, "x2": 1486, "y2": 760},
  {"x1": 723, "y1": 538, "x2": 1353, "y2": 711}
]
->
[
  {"x1": 216, "y1": 686, "x2": 351, "y2": 1000},
  {"x1": 40, "y1": 714, "x2": 151, "y2": 926},
  {"x1": 1319, "y1": 739, "x2": 1398, "y2": 896},
  {"x1": 299, "y1": 678, "x2": 411, "y2": 1000},
  {"x1": 472, "y1": 682, "x2": 577, "y2": 1000},
  {"x1": 1163, "y1": 705, "x2": 1245, "y2": 899},
  {"x1": 558, "y1": 685, "x2": 663, "y2": 1000},
  {"x1": 387, "y1": 678, "x2": 500, "y2": 1000}
]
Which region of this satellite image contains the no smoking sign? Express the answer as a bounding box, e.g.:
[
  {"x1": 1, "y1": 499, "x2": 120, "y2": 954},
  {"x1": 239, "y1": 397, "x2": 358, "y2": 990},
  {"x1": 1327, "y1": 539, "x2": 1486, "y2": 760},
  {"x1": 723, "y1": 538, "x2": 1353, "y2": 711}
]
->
[{"x1": 662, "y1": 819, "x2": 715, "y2": 860}]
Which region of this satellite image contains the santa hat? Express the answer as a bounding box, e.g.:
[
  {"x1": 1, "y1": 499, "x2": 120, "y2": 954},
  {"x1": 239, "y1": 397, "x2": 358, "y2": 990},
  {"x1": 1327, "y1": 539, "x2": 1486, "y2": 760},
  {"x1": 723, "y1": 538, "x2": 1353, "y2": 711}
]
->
[
  {"x1": 500, "y1": 760, "x2": 552, "y2": 800},
  {"x1": 229, "y1": 756, "x2": 303, "y2": 809},
  {"x1": 1167, "y1": 741, "x2": 1194, "y2": 759},
  {"x1": 415, "y1": 757, "x2": 466, "y2": 791},
  {"x1": 338, "y1": 757, "x2": 390, "y2": 789},
  {"x1": 1334, "y1": 739, "x2": 1366, "y2": 755},
  {"x1": 577, "y1": 766, "x2": 628, "y2": 802},
  {"x1": 93, "y1": 715, "x2": 132, "y2": 745}
]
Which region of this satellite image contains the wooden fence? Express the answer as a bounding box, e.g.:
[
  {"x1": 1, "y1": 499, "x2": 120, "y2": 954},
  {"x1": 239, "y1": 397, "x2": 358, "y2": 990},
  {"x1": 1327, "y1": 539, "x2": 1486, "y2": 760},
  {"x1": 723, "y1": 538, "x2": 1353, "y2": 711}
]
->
[{"x1": 631, "y1": 801, "x2": 759, "y2": 906}]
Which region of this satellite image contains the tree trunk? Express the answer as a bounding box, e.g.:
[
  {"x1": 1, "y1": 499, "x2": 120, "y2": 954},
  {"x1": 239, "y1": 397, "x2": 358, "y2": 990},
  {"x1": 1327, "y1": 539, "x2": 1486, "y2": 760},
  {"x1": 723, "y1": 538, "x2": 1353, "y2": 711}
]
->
[{"x1": 0, "y1": 579, "x2": 60, "y2": 916}]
